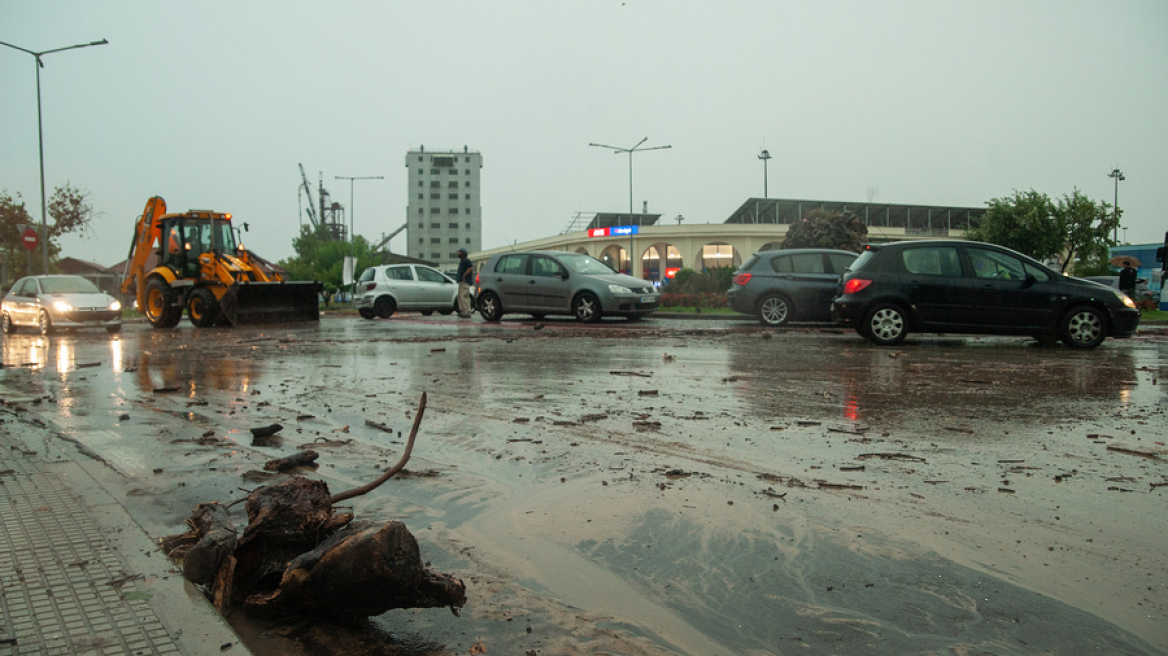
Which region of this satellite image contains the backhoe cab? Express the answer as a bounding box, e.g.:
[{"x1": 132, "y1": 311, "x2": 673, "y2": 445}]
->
[{"x1": 120, "y1": 197, "x2": 321, "y2": 328}]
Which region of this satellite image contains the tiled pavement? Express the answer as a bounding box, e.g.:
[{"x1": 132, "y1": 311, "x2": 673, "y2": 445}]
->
[{"x1": 0, "y1": 421, "x2": 249, "y2": 656}]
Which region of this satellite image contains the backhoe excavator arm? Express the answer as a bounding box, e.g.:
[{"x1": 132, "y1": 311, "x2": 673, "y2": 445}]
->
[{"x1": 119, "y1": 196, "x2": 167, "y2": 313}]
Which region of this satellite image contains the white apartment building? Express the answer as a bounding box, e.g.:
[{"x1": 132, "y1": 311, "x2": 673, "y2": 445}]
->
[{"x1": 405, "y1": 147, "x2": 482, "y2": 270}]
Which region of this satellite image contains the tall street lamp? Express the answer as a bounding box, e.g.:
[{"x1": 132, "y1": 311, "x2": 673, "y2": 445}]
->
[
  {"x1": 589, "y1": 138, "x2": 671, "y2": 276},
  {"x1": 758, "y1": 149, "x2": 772, "y2": 198},
  {"x1": 1, "y1": 38, "x2": 109, "y2": 274},
  {"x1": 1108, "y1": 167, "x2": 1125, "y2": 242},
  {"x1": 335, "y1": 175, "x2": 384, "y2": 299}
]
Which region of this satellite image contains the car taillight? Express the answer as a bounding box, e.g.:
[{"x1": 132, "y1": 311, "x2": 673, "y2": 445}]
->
[
  {"x1": 733, "y1": 273, "x2": 752, "y2": 286},
  {"x1": 842, "y1": 278, "x2": 872, "y2": 295},
  {"x1": 365, "y1": 282, "x2": 377, "y2": 291},
  {"x1": 474, "y1": 273, "x2": 480, "y2": 285}
]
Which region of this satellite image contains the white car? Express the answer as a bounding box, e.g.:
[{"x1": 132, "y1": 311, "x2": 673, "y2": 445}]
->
[
  {"x1": 2, "y1": 275, "x2": 122, "y2": 335},
  {"x1": 355, "y1": 264, "x2": 464, "y2": 319}
]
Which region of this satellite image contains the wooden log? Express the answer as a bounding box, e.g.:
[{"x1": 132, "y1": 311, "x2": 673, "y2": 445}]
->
[
  {"x1": 263, "y1": 450, "x2": 320, "y2": 472},
  {"x1": 243, "y1": 521, "x2": 466, "y2": 618},
  {"x1": 212, "y1": 554, "x2": 236, "y2": 616},
  {"x1": 182, "y1": 503, "x2": 238, "y2": 586}
]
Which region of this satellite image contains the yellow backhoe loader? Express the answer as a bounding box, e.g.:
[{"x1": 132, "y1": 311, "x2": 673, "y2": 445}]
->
[{"x1": 119, "y1": 196, "x2": 321, "y2": 328}]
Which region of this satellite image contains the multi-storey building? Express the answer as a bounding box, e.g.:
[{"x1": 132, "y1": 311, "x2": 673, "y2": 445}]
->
[{"x1": 405, "y1": 147, "x2": 482, "y2": 270}]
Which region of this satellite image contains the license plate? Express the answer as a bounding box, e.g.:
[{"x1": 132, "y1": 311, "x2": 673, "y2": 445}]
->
[{"x1": 640, "y1": 296, "x2": 655, "y2": 303}]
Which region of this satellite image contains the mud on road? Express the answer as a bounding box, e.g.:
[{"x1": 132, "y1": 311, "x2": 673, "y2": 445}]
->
[{"x1": 2, "y1": 316, "x2": 1166, "y2": 655}]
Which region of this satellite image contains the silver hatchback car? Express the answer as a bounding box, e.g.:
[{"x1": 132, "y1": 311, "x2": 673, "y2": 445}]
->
[
  {"x1": 355, "y1": 264, "x2": 462, "y2": 319},
  {"x1": 2, "y1": 275, "x2": 122, "y2": 335},
  {"x1": 476, "y1": 251, "x2": 659, "y2": 322}
]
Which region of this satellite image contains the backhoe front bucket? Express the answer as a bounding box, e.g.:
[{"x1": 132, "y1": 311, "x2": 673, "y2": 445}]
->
[{"x1": 219, "y1": 281, "x2": 322, "y2": 326}]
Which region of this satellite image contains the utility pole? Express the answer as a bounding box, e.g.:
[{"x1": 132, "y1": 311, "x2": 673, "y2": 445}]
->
[
  {"x1": 758, "y1": 149, "x2": 772, "y2": 198},
  {"x1": 336, "y1": 175, "x2": 384, "y2": 301},
  {"x1": 1109, "y1": 167, "x2": 1125, "y2": 242},
  {"x1": 589, "y1": 138, "x2": 672, "y2": 276}
]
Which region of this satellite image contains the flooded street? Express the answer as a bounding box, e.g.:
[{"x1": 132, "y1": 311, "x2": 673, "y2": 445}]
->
[{"x1": 2, "y1": 316, "x2": 1166, "y2": 655}]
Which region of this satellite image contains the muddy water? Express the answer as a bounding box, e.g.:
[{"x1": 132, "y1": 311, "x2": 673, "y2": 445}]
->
[{"x1": 1, "y1": 317, "x2": 1165, "y2": 655}]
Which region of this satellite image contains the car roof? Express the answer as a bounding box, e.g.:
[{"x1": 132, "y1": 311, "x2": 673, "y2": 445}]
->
[{"x1": 753, "y1": 248, "x2": 857, "y2": 255}]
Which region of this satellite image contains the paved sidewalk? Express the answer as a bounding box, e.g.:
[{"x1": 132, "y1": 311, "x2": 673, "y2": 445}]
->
[{"x1": 0, "y1": 419, "x2": 249, "y2": 656}]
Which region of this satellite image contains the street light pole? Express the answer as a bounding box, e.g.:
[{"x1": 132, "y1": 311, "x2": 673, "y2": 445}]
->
[
  {"x1": 758, "y1": 149, "x2": 772, "y2": 198},
  {"x1": 1108, "y1": 167, "x2": 1125, "y2": 242},
  {"x1": 589, "y1": 138, "x2": 671, "y2": 276},
  {"x1": 1, "y1": 38, "x2": 109, "y2": 275},
  {"x1": 335, "y1": 175, "x2": 384, "y2": 301}
]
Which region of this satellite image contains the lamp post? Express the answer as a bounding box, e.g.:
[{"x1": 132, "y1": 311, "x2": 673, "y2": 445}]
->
[
  {"x1": 335, "y1": 175, "x2": 384, "y2": 301},
  {"x1": 1, "y1": 38, "x2": 109, "y2": 274},
  {"x1": 1108, "y1": 167, "x2": 1125, "y2": 242},
  {"x1": 758, "y1": 149, "x2": 772, "y2": 198},
  {"x1": 590, "y1": 138, "x2": 671, "y2": 276}
]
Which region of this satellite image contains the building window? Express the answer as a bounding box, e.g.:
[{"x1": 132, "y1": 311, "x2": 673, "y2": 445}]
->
[
  {"x1": 430, "y1": 222, "x2": 441, "y2": 229},
  {"x1": 431, "y1": 193, "x2": 440, "y2": 199},
  {"x1": 418, "y1": 237, "x2": 423, "y2": 243},
  {"x1": 417, "y1": 181, "x2": 423, "y2": 187},
  {"x1": 430, "y1": 168, "x2": 439, "y2": 174},
  {"x1": 417, "y1": 208, "x2": 423, "y2": 214},
  {"x1": 431, "y1": 237, "x2": 440, "y2": 244},
  {"x1": 465, "y1": 181, "x2": 471, "y2": 188},
  {"x1": 417, "y1": 155, "x2": 422, "y2": 161},
  {"x1": 448, "y1": 222, "x2": 458, "y2": 229},
  {"x1": 465, "y1": 238, "x2": 471, "y2": 244},
  {"x1": 465, "y1": 223, "x2": 471, "y2": 229},
  {"x1": 417, "y1": 168, "x2": 423, "y2": 174},
  {"x1": 449, "y1": 237, "x2": 459, "y2": 244},
  {"x1": 465, "y1": 194, "x2": 471, "y2": 200},
  {"x1": 448, "y1": 181, "x2": 458, "y2": 188},
  {"x1": 448, "y1": 193, "x2": 458, "y2": 200},
  {"x1": 430, "y1": 181, "x2": 440, "y2": 188},
  {"x1": 417, "y1": 193, "x2": 423, "y2": 200},
  {"x1": 431, "y1": 252, "x2": 440, "y2": 259},
  {"x1": 465, "y1": 168, "x2": 470, "y2": 173},
  {"x1": 448, "y1": 169, "x2": 458, "y2": 175},
  {"x1": 430, "y1": 207, "x2": 441, "y2": 214}
]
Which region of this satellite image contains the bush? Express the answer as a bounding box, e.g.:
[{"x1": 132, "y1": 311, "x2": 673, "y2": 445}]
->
[
  {"x1": 659, "y1": 292, "x2": 729, "y2": 309},
  {"x1": 663, "y1": 267, "x2": 735, "y2": 295}
]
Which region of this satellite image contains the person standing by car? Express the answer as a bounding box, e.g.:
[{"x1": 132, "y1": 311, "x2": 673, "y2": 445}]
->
[
  {"x1": 456, "y1": 248, "x2": 474, "y2": 318},
  {"x1": 1118, "y1": 260, "x2": 1137, "y2": 297}
]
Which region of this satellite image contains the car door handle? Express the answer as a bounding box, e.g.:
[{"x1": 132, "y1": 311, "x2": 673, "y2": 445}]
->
[{"x1": 528, "y1": 280, "x2": 537, "y2": 285}]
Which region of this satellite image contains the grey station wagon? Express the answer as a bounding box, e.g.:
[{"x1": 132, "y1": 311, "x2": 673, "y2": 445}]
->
[{"x1": 476, "y1": 251, "x2": 659, "y2": 322}]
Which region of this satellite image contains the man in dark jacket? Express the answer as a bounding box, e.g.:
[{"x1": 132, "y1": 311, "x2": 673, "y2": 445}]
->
[
  {"x1": 456, "y1": 248, "x2": 474, "y2": 318},
  {"x1": 1118, "y1": 261, "x2": 1137, "y2": 297}
]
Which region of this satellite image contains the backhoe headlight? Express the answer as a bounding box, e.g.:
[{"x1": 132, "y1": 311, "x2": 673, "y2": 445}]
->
[
  {"x1": 608, "y1": 284, "x2": 633, "y2": 294},
  {"x1": 109, "y1": 300, "x2": 122, "y2": 312},
  {"x1": 53, "y1": 301, "x2": 73, "y2": 312}
]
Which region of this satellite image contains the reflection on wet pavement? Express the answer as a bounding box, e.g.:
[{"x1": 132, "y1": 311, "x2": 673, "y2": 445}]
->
[{"x1": 1, "y1": 319, "x2": 1165, "y2": 655}]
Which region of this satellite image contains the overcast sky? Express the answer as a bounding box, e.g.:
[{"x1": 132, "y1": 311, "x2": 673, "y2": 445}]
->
[{"x1": 3, "y1": 1, "x2": 1166, "y2": 268}]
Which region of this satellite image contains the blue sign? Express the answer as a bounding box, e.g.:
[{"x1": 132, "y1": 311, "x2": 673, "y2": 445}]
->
[{"x1": 611, "y1": 225, "x2": 639, "y2": 237}]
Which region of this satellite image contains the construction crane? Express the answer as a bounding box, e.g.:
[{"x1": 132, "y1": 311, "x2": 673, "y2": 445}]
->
[
  {"x1": 373, "y1": 223, "x2": 409, "y2": 253},
  {"x1": 298, "y1": 163, "x2": 319, "y2": 228}
]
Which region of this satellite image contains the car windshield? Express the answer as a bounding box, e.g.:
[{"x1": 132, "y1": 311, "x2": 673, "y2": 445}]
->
[
  {"x1": 555, "y1": 253, "x2": 617, "y2": 275},
  {"x1": 40, "y1": 276, "x2": 101, "y2": 294}
]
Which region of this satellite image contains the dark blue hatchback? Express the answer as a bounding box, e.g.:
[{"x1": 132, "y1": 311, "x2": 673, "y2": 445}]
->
[{"x1": 727, "y1": 249, "x2": 858, "y2": 326}]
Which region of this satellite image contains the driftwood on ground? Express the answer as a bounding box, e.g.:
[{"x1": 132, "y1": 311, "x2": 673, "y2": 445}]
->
[
  {"x1": 264, "y1": 450, "x2": 319, "y2": 472},
  {"x1": 161, "y1": 392, "x2": 466, "y2": 619}
]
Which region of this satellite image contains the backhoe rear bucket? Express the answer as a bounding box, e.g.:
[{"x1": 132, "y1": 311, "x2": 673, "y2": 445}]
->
[{"x1": 219, "y1": 281, "x2": 322, "y2": 326}]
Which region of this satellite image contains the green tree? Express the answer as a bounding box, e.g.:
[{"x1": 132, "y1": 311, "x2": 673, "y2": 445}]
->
[
  {"x1": 1, "y1": 184, "x2": 96, "y2": 279},
  {"x1": 968, "y1": 188, "x2": 1117, "y2": 273},
  {"x1": 1055, "y1": 188, "x2": 1119, "y2": 274},
  {"x1": 780, "y1": 209, "x2": 868, "y2": 252},
  {"x1": 279, "y1": 223, "x2": 379, "y2": 294}
]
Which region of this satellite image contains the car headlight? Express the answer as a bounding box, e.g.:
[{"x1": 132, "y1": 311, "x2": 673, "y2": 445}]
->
[
  {"x1": 1119, "y1": 293, "x2": 1136, "y2": 309},
  {"x1": 53, "y1": 301, "x2": 73, "y2": 312},
  {"x1": 109, "y1": 300, "x2": 122, "y2": 312},
  {"x1": 608, "y1": 284, "x2": 633, "y2": 294}
]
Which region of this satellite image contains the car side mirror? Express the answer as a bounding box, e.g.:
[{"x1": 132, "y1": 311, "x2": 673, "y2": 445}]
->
[{"x1": 1021, "y1": 274, "x2": 1037, "y2": 289}]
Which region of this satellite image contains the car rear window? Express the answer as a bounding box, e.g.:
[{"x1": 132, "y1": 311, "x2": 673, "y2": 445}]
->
[
  {"x1": 901, "y1": 246, "x2": 962, "y2": 277},
  {"x1": 495, "y1": 254, "x2": 528, "y2": 274},
  {"x1": 740, "y1": 254, "x2": 761, "y2": 271},
  {"x1": 386, "y1": 267, "x2": 414, "y2": 281},
  {"x1": 358, "y1": 268, "x2": 376, "y2": 283},
  {"x1": 848, "y1": 250, "x2": 877, "y2": 272}
]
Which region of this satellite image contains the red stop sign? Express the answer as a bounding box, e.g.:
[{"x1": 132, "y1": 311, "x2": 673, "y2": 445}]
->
[{"x1": 22, "y1": 228, "x2": 38, "y2": 251}]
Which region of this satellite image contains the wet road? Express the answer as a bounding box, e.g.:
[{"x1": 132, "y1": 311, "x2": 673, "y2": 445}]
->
[{"x1": 1, "y1": 315, "x2": 1166, "y2": 655}]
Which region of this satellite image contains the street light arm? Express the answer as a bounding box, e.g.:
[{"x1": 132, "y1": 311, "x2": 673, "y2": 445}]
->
[
  {"x1": 36, "y1": 39, "x2": 109, "y2": 56},
  {"x1": 635, "y1": 145, "x2": 672, "y2": 152},
  {"x1": 589, "y1": 142, "x2": 626, "y2": 152},
  {"x1": 0, "y1": 40, "x2": 38, "y2": 56}
]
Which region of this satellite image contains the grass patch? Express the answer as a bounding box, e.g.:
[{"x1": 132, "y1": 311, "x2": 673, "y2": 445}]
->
[
  {"x1": 656, "y1": 306, "x2": 737, "y2": 314},
  {"x1": 1141, "y1": 309, "x2": 1167, "y2": 322}
]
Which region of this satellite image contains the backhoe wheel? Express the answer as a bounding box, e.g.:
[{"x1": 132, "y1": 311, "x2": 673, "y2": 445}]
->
[
  {"x1": 145, "y1": 278, "x2": 183, "y2": 329},
  {"x1": 188, "y1": 288, "x2": 221, "y2": 328}
]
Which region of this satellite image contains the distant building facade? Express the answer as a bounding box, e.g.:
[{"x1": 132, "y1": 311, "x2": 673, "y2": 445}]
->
[{"x1": 405, "y1": 147, "x2": 482, "y2": 271}]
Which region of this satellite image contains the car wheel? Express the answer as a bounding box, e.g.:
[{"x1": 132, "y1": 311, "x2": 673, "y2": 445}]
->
[
  {"x1": 757, "y1": 295, "x2": 792, "y2": 326},
  {"x1": 531, "y1": 314, "x2": 545, "y2": 320},
  {"x1": 106, "y1": 324, "x2": 122, "y2": 334},
  {"x1": 2, "y1": 312, "x2": 15, "y2": 335},
  {"x1": 38, "y1": 309, "x2": 53, "y2": 336},
  {"x1": 478, "y1": 292, "x2": 503, "y2": 322},
  {"x1": 421, "y1": 310, "x2": 434, "y2": 316},
  {"x1": 358, "y1": 308, "x2": 375, "y2": 320},
  {"x1": 373, "y1": 296, "x2": 396, "y2": 318},
  {"x1": 573, "y1": 293, "x2": 601, "y2": 323},
  {"x1": 439, "y1": 305, "x2": 454, "y2": 315},
  {"x1": 862, "y1": 303, "x2": 908, "y2": 345},
  {"x1": 145, "y1": 278, "x2": 183, "y2": 328},
  {"x1": 1060, "y1": 305, "x2": 1106, "y2": 349},
  {"x1": 187, "y1": 288, "x2": 220, "y2": 328}
]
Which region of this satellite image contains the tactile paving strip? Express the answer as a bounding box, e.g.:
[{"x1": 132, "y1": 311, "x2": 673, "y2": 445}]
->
[{"x1": 0, "y1": 431, "x2": 182, "y2": 655}]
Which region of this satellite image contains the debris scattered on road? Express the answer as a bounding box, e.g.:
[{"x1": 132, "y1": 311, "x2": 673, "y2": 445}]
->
[{"x1": 264, "y1": 450, "x2": 319, "y2": 472}]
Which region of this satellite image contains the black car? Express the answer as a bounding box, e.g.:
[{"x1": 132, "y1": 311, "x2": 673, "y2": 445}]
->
[
  {"x1": 831, "y1": 240, "x2": 1140, "y2": 348},
  {"x1": 727, "y1": 249, "x2": 857, "y2": 325}
]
